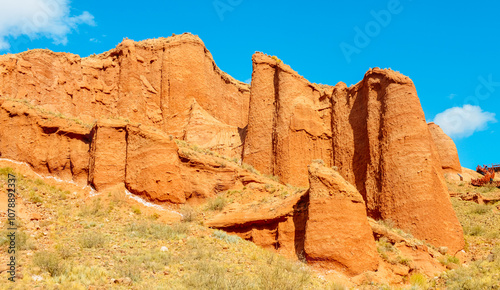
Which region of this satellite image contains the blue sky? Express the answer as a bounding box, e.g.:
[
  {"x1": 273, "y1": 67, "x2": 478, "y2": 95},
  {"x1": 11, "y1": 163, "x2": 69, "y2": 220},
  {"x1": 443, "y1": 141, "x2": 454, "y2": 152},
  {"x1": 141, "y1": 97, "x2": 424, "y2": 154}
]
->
[{"x1": 1, "y1": 0, "x2": 498, "y2": 169}]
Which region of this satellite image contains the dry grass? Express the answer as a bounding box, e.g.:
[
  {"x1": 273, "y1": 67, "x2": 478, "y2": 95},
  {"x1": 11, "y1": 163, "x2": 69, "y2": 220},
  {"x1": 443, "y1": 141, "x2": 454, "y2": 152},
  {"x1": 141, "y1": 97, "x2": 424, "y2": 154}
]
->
[{"x1": 0, "y1": 166, "x2": 332, "y2": 289}]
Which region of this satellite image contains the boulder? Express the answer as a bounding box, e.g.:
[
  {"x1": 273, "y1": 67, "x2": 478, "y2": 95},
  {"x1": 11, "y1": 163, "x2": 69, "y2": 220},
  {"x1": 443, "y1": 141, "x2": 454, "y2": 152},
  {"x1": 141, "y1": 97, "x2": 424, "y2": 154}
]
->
[
  {"x1": 125, "y1": 126, "x2": 185, "y2": 204},
  {"x1": 304, "y1": 161, "x2": 379, "y2": 275}
]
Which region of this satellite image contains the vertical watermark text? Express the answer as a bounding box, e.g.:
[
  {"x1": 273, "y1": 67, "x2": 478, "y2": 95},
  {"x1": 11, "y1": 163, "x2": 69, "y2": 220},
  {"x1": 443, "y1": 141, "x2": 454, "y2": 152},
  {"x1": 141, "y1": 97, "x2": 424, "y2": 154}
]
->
[{"x1": 6, "y1": 173, "x2": 17, "y2": 282}]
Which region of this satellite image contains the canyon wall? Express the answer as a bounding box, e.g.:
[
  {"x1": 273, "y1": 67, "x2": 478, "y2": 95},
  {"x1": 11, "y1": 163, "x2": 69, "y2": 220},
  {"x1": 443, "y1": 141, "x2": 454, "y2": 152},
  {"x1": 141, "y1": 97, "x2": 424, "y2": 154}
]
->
[
  {"x1": 0, "y1": 34, "x2": 464, "y2": 253},
  {"x1": 0, "y1": 33, "x2": 249, "y2": 158}
]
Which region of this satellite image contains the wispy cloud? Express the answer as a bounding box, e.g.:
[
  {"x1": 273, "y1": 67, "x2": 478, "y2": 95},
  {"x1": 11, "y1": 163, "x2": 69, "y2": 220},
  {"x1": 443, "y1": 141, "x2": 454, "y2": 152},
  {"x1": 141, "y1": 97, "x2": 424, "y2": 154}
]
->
[
  {"x1": 0, "y1": 0, "x2": 95, "y2": 50},
  {"x1": 434, "y1": 105, "x2": 497, "y2": 139}
]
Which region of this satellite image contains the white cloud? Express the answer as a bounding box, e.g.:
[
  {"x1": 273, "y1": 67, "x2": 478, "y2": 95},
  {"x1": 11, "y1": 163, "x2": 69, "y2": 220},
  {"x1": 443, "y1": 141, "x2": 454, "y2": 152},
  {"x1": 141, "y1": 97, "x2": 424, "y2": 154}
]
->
[
  {"x1": 434, "y1": 105, "x2": 497, "y2": 139},
  {"x1": 0, "y1": 0, "x2": 95, "y2": 50}
]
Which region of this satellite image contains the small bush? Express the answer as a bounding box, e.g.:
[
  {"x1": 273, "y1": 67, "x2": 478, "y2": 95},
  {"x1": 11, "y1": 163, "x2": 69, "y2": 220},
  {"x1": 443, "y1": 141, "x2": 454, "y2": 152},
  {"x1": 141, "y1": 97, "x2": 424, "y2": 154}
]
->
[
  {"x1": 467, "y1": 225, "x2": 485, "y2": 236},
  {"x1": 206, "y1": 195, "x2": 227, "y2": 211},
  {"x1": 55, "y1": 244, "x2": 73, "y2": 259},
  {"x1": 213, "y1": 230, "x2": 240, "y2": 244},
  {"x1": 79, "y1": 198, "x2": 105, "y2": 217},
  {"x1": 33, "y1": 251, "x2": 65, "y2": 276},
  {"x1": 79, "y1": 231, "x2": 106, "y2": 248},
  {"x1": 409, "y1": 273, "x2": 428, "y2": 289},
  {"x1": 29, "y1": 190, "x2": 43, "y2": 203},
  {"x1": 132, "y1": 206, "x2": 141, "y2": 215},
  {"x1": 180, "y1": 205, "x2": 198, "y2": 222},
  {"x1": 470, "y1": 204, "x2": 490, "y2": 215}
]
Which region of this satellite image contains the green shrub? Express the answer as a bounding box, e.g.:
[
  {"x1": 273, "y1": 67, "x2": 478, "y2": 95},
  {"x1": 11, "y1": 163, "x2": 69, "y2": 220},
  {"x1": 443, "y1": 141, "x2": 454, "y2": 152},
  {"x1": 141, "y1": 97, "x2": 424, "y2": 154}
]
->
[
  {"x1": 213, "y1": 230, "x2": 240, "y2": 244},
  {"x1": 206, "y1": 195, "x2": 227, "y2": 211},
  {"x1": 79, "y1": 231, "x2": 106, "y2": 248},
  {"x1": 470, "y1": 204, "x2": 491, "y2": 215},
  {"x1": 33, "y1": 251, "x2": 65, "y2": 276},
  {"x1": 180, "y1": 205, "x2": 198, "y2": 222}
]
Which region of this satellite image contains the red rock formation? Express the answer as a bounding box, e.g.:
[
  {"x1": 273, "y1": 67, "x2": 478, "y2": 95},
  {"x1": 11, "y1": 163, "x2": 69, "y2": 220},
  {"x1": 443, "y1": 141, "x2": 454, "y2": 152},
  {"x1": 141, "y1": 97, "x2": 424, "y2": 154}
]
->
[
  {"x1": 0, "y1": 35, "x2": 465, "y2": 254},
  {"x1": 0, "y1": 99, "x2": 265, "y2": 204},
  {"x1": 88, "y1": 120, "x2": 127, "y2": 191},
  {"x1": 0, "y1": 34, "x2": 250, "y2": 158},
  {"x1": 125, "y1": 125, "x2": 185, "y2": 204},
  {"x1": 304, "y1": 161, "x2": 379, "y2": 275},
  {"x1": 206, "y1": 191, "x2": 308, "y2": 258},
  {"x1": 243, "y1": 55, "x2": 464, "y2": 253},
  {"x1": 243, "y1": 53, "x2": 333, "y2": 187},
  {"x1": 428, "y1": 122, "x2": 462, "y2": 173},
  {"x1": 0, "y1": 99, "x2": 90, "y2": 184},
  {"x1": 331, "y1": 69, "x2": 464, "y2": 254}
]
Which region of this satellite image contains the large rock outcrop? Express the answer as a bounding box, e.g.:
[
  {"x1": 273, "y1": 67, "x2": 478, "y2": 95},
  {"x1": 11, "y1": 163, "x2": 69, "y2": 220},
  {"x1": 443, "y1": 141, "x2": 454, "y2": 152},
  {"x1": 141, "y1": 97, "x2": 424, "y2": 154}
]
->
[
  {"x1": 331, "y1": 69, "x2": 464, "y2": 253},
  {"x1": 428, "y1": 122, "x2": 462, "y2": 173},
  {"x1": 304, "y1": 161, "x2": 379, "y2": 275},
  {"x1": 207, "y1": 161, "x2": 379, "y2": 275},
  {"x1": 243, "y1": 53, "x2": 333, "y2": 187},
  {"x1": 0, "y1": 99, "x2": 267, "y2": 204},
  {"x1": 0, "y1": 35, "x2": 465, "y2": 253},
  {"x1": 0, "y1": 33, "x2": 250, "y2": 158},
  {"x1": 242, "y1": 54, "x2": 464, "y2": 254}
]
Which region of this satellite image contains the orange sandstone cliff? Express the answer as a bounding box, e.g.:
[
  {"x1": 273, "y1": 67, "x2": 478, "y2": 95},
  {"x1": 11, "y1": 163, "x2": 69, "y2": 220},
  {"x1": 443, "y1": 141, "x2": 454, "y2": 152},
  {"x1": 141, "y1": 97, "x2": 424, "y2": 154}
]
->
[
  {"x1": 428, "y1": 122, "x2": 462, "y2": 173},
  {"x1": 0, "y1": 33, "x2": 464, "y2": 257}
]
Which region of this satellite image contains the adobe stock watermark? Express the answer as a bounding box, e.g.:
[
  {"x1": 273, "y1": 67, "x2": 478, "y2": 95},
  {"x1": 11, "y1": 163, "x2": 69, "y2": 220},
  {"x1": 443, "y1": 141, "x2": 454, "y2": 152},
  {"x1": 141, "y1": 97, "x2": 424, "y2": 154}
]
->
[
  {"x1": 340, "y1": 0, "x2": 409, "y2": 63},
  {"x1": 213, "y1": 0, "x2": 243, "y2": 21},
  {"x1": 463, "y1": 74, "x2": 500, "y2": 106}
]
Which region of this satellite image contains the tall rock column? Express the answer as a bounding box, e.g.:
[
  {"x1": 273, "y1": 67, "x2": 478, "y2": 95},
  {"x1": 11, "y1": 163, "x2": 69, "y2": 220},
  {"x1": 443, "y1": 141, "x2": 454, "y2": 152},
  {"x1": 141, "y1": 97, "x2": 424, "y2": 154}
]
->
[
  {"x1": 332, "y1": 68, "x2": 464, "y2": 253},
  {"x1": 243, "y1": 53, "x2": 333, "y2": 186}
]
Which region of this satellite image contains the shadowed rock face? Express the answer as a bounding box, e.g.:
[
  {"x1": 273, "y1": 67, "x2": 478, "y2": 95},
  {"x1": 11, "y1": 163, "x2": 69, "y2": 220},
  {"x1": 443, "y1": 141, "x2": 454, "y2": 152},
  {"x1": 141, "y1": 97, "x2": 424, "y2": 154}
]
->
[
  {"x1": 243, "y1": 54, "x2": 464, "y2": 253},
  {"x1": 0, "y1": 34, "x2": 464, "y2": 253},
  {"x1": 428, "y1": 122, "x2": 462, "y2": 173},
  {"x1": 206, "y1": 161, "x2": 379, "y2": 276}
]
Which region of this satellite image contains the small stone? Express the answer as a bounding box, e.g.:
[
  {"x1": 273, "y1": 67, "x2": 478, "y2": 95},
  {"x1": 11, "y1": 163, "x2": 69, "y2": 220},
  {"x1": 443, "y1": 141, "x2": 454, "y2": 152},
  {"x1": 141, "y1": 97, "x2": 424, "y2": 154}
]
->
[
  {"x1": 438, "y1": 246, "x2": 448, "y2": 255},
  {"x1": 30, "y1": 213, "x2": 42, "y2": 221},
  {"x1": 122, "y1": 277, "x2": 132, "y2": 285}
]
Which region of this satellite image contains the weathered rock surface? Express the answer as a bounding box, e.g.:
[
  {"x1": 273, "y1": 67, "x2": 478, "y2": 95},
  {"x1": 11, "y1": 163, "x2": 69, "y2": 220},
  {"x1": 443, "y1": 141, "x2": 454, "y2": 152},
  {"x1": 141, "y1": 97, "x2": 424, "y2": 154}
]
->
[
  {"x1": 428, "y1": 122, "x2": 462, "y2": 173},
  {"x1": 0, "y1": 100, "x2": 265, "y2": 204},
  {"x1": 206, "y1": 191, "x2": 308, "y2": 258},
  {"x1": 0, "y1": 99, "x2": 91, "y2": 184},
  {"x1": 330, "y1": 69, "x2": 465, "y2": 254},
  {"x1": 304, "y1": 161, "x2": 379, "y2": 275},
  {"x1": 243, "y1": 54, "x2": 464, "y2": 254},
  {"x1": 0, "y1": 33, "x2": 250, "y2": 158},
  {"x1": 0, "y1": 35, "x2": 465, "y2": 254},
  {"x1": 88, "y1": 120, "x2": 127, "y2": 191},
  {"x1": 207, "y1": 161, "x2": 379, "y2": 275},
  {"x1": 243, "y1": 53, "x2": 333, "y2": 187},
  {"x1": 125, "y1": 126, "x2": 185, "y2": 204}
]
